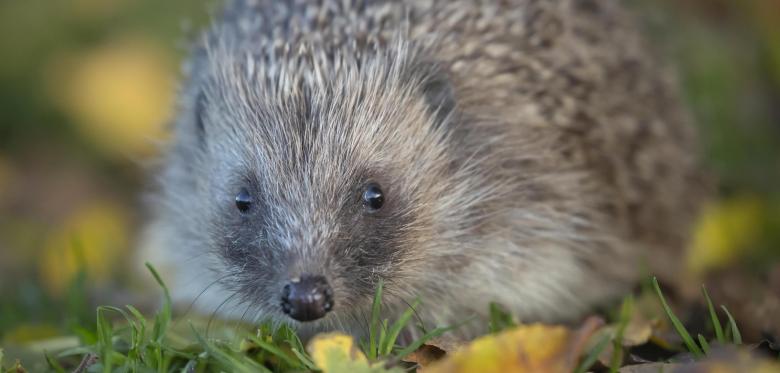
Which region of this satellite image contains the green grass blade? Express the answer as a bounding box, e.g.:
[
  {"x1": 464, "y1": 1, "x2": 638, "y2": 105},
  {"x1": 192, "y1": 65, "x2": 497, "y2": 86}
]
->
[
  {"x1": 280, "y1": 325, "x2": 305, "y2": 352},
  {"x1": 393, "y1": 324, "x2": 456, "y2": 359},
  {"x1": 575, "y1": 334, "x2": 610, "y2": 373},
  {"x1": 146, "y1": 263, "x2": 172, "y2": 344},
  {"x1": 701, "y1": 286, "x2": 725, "y2": 344},
  {"x1": 277, "y1": 325, "x2": 318, "y2": 369},
  {"x1": 382, "y1": 299, "x2": 421, "y2": 356},
  {"x1": 368, "y1": 279, "x2": 384, "y2": 360},
  {"x1": 99, "y1": 305, "x2": 148, "y2": 365},
  {"x1": 56, "y1": 346, "x2": 94, "y2": 359},
  {"x1": 145, "y1": 262, "x2": 172, "y2": 305},
  {"x1": 100, "y1": 306, "x2": 135, "y2": 328},
  {"x1": 610, "y1": 296, "x2": 633, "y2": 373},
  {"x1": 44, "y1": 350, "x2": 67, "y2": 373},
  {"x1": 392, "y1": 315, "x2": 474, "y2": 360},
  {"x1": 697, "y1": 334, "x2": 710, "y2": 354},
  {"x1": 290, "y1": 348, "x2": 318, "y2": 371},
  {"x1": 191, "y1": 325, "x2": 270, "y2": 373},
  {"x1": 652, "y1": 277, "x2": 703, "y2": 357},
  {"x1": 488, "y1": 303, "x2": 516, "y2": 334},
  {"x1": 125, "y1": 305, "x2": 146, "y2": 325},
  {"x1": 96, "y1": 306, "x2": 116, "y2": 373},
  {"x1": 125, "y1": 305, "x2": 148, "y2": 350},
  {"x1": 247, "y1": 334, "x2": 304, "y2": 369},
  {"x1": 378, "y1": 319, "x2": 389, "y2": 356},
  {"x1": 720, "y1": 306, "x2": 742, "y2": 344}
]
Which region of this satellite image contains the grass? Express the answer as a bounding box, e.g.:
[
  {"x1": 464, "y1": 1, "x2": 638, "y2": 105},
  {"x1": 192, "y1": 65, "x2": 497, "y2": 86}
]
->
[
  {"x1": 37, "y1": 263, "x2": 324, "y2": 372},
  {"x1": 25, "y1": 264, "x2": 460, "y2": 372},
  {"x1": 361, "y1": 279, "x2": 457, "y2": 362},
  {"x1": 0, "y1": 268, "x2": 758, "y2": 372},
  {"x1": 488, "y1": 302, "x2": 516, "y2": 334},
  {"x1": 570, "y1": 279, "x2": 750, "y2": 372},
  {"x1": 572, "y1": 297, "x2": 633, "y2": 373},
  {"x1": 651, "y1": 277, "x2": 742, "y2": 358},
  {"x1": 609, "y1": 296, "x2": 634, "y2": 372}
]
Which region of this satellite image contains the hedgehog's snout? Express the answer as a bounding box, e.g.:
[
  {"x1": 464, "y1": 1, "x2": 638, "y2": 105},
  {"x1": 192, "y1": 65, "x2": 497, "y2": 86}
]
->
[{"x1": 280, "y1": 275, "x2": 334, "y2": 322}]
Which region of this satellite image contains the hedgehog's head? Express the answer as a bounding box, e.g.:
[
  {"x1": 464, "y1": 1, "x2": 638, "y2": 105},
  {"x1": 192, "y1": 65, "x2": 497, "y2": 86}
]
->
[{"x1": 159, "y1": 35, "x2": 512, "y2": 331}]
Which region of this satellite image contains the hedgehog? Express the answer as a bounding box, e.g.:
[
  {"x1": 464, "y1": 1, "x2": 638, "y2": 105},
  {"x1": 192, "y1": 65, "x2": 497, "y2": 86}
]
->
[{"x1": 140, "y1": 0, "x2": 707, "y2": 339}]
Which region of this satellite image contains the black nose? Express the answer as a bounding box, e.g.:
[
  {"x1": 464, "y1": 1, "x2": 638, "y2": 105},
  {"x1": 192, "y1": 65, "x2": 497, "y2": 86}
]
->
[{"x1": 280, "y1": 275, "x2": 333, "y2": 322}]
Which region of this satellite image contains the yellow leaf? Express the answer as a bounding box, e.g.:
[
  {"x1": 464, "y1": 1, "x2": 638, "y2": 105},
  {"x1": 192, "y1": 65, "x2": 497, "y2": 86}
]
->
[
  {"x1": 687, "y1": 196, "x2": 764, "y2": 274},
  {"x1": 427, "y1": 323, "x2": 584, "y2": 373},
  {"x1": 308, "y1": 333, "x2": 366, "y2": 371},
  {"x1": 38, "y1": 201, "x2": 129, "y2": 296},
  {"x1": 47, "y1": 36, "x2": 174, "y2": 157},
  {"x1": 307, "y1": 333, "x2": 401, "y2": 373}
]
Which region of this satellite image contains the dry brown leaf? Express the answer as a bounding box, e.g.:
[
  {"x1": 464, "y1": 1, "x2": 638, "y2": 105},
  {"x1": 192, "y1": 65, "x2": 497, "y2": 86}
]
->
[
  {"x1": 402, "y1": 344, "x2": 447, "y2": 369},
  {"x1": 402, "y1": 334, "x2": 467, "y2": 369},
  {"x1": 623, "y1": 313, "x2": 655, "y2": 347}
]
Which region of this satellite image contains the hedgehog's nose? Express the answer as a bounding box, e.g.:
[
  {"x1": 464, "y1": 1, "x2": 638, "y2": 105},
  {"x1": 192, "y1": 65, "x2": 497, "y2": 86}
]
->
[{"x1": 280, "y1": 275, "x2": 333, "y2": 322}]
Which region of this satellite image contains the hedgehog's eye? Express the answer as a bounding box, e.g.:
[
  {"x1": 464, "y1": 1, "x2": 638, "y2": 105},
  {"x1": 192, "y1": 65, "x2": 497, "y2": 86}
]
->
[
  {"x1": 362, "y1": 183, "x2": 384, "y2": 211},
  {"x1": 235, "y1": 188, "x2": 253, "y2": 213}
]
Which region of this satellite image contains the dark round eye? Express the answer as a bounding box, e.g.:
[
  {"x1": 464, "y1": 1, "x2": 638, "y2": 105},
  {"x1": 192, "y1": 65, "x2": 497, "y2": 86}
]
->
[
  {"x1": 235, "y1": 188, "x2": 253, "y2": 213},
  {"x1": 362, "y1": 183, "x2": 385, "y2": 211}
]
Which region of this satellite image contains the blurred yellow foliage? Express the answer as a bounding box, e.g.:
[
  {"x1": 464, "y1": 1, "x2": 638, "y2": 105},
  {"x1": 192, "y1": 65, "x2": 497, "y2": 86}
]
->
[
  {"x1": 427, "y1": 324, "x2": 574, "y2": 373},
  {"x1": 38, "y1": 201, "x2": 129, "y2": 296},
  {"x1": 1, "y1": 324, "x2": 60, "y2": 344},
  {"x1": 687, "y1": 196, "x2": 765, "y2": 274},
  {"x1": 48, "y1": 37, "x2": 174, "y2": 157}
]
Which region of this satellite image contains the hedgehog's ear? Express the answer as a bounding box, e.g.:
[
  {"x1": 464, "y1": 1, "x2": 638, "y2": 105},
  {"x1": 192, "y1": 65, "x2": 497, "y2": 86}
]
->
[{"x1": 422, "y1": 74, "x2": 456, "y2": 127}]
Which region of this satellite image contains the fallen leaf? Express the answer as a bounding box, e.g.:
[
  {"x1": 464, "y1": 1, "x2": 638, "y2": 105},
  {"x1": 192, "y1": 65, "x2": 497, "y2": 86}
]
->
[
  {"x1": 426, "y1": 318, "x2": 602, "y2": 373},
  {"x1": 402, "y1": 334, "x2": 466, "y2": 369},
  {"x1": 623, "y1": 313, "x2": 655, "y2": 347},
  {"x1": 597, "y1": 309, "x2": 656, "y2": 366},
  {"x1": 307, "y1": 333, "x2": 402, "y2": 373},
  {"x1": 402, "y1": 344, "x2": 447, "y2": 369}
]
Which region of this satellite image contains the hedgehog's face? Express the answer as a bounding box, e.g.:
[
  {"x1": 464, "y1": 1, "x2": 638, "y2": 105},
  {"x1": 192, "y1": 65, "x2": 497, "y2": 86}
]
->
[
  {"x1": 176, "y1": 52, "x2": 464, "y2": 328},
  {"x1": 213, "y1": 160, "x2": 406, "y2": 325}
]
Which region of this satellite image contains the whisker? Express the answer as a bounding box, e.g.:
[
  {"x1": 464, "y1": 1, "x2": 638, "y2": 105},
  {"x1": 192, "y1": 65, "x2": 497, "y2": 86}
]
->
[
  {"x1": 173, "y1": 273, "x2": 235, "y2": 328},
  {"x1": 206, "y1": 291, "x2": 241, "y2": 338},
  {"x1": 232, "y1": 300, "x2": 256, "y2": 336}
]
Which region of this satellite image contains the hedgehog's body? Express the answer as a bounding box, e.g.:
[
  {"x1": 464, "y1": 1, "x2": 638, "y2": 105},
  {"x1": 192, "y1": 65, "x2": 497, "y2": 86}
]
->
[{"x1": 144, "y1": 0, "x2": 705, "y2": 338}]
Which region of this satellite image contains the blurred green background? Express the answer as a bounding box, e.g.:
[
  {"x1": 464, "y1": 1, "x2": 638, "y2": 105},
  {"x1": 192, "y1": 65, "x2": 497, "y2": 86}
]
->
[{"x1": 0, "y1": 0, "x2": 778, "y2": 346}]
